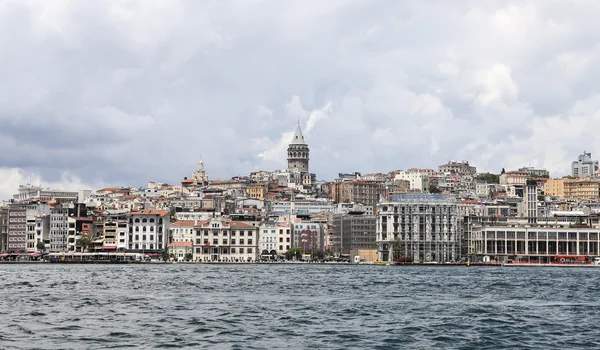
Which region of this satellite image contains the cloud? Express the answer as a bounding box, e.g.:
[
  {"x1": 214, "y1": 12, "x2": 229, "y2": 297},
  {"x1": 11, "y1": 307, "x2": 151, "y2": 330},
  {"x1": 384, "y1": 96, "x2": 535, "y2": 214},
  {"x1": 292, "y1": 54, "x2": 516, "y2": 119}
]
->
[
  {"x1": 1, "y1": 0, "x2": 600, "y2": 199},
  {"x1": 0, "y1": 168, "x2": 97, "y2": 201}
]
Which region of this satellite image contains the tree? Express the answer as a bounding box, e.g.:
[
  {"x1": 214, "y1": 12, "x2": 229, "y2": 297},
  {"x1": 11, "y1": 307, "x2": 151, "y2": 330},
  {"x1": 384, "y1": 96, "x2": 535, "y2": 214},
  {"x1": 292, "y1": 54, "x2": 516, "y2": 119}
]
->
[
  {"x1": 429, "y1": 185, "x2": 442, "y2": 194},
  {"x1": 392, "y1": 236, "x2": 407, "y2": 262},
  {"x1": 185, "y1": 253, "x2": 193, "y2": 262},
  {"x1": 475, "y1": 173, "x2": 500, "y2": 184},
  {"x1": 285, "y1": 248, "x2": 302, "y2": 261},
  {"x1": 36, "y1": 241, "x2": 45, "y2": 253},
  {"x1": 76, "y1": 236, "x2": 91, "y2": 253},
  {"x1": 161, "y1": 248, "x2": 170, "y2": 262}
]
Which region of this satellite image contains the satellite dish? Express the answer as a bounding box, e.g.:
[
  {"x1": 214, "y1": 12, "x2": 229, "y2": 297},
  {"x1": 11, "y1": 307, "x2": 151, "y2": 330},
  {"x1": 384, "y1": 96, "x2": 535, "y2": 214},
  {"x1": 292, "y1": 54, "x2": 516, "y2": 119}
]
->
[{"x1": 583, "y1": 206, "x2": 591, "y2": 215}]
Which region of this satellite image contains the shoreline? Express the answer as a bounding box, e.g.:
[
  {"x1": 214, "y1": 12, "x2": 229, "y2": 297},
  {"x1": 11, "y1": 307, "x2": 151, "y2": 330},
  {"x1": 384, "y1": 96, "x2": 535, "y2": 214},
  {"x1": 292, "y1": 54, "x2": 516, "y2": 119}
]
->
[{"x1": 0, "y1": 261, "x2": 502, "y2": 266}]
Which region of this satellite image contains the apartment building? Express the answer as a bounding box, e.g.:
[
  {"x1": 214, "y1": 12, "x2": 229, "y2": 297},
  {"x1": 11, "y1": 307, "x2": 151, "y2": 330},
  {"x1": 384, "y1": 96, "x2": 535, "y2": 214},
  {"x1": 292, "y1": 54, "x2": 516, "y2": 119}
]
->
[
  {"x1": 329, "y1": 180, "x2": 387, "y2": 207},
  {"x1": 564, "y1": 179, "x2": 600, "y2": 201},
  {"x1": 192, "y1": 218, "x2": 258, "y2": 262},
  {"x1": 127, "y1": 209, "x2": 170, "y2": 252},
  {"x1": 376, "y1": 194, "x2": 462, "y2": 263}
]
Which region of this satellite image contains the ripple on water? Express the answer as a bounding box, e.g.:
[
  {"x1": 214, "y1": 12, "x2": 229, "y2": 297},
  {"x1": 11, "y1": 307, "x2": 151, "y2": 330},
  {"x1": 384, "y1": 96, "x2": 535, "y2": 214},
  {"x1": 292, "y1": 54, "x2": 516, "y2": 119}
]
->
[{"x1": 0, "y1": 265, "x2": 599, "y2": 349}]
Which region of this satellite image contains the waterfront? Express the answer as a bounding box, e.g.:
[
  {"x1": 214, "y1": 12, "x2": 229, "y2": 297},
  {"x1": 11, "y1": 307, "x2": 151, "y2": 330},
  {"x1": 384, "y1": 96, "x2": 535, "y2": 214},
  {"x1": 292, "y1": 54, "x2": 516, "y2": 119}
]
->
[{"x1": 1, "y1": 265, "x2": 600, "y2": 349}]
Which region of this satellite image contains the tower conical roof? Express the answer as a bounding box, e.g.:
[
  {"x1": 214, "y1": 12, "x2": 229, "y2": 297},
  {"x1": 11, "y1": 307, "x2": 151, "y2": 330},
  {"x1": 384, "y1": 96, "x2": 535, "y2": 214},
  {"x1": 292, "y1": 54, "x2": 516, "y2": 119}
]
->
[{"x1": 290, "y1": 120, "x2": 306, "y2": 145}]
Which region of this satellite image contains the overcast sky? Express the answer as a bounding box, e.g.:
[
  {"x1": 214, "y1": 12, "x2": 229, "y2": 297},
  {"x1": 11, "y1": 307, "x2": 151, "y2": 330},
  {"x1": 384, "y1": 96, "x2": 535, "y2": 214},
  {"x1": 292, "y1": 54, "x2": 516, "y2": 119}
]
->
[{"x1": 1, "y1": 0, "x2": 599, "y2": 198}]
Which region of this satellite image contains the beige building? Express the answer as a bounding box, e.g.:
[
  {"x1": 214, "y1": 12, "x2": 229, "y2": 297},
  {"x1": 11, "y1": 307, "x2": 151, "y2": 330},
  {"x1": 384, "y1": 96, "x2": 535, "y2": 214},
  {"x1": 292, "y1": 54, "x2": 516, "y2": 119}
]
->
[
  {"x1": 246, "y1": 183, "x2": 267, "y2": 199},
  {"x1": 192, "y1": 218, "x2": 258, "y2": 262},
  {"x1": 544, "y1": 178, "x2": 566, "y2": 197},
  {"x1": 499, "y1": 171, "x2": 528, "y2": 185},
  {"x1": 564, "y1": 179, "x2": 600, "y2": 201}
]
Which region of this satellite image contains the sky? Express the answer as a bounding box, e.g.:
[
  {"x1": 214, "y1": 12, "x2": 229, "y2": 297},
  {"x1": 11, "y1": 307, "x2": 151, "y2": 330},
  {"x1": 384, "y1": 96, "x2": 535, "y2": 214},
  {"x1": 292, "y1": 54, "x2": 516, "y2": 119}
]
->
[{"x1": 1, "y1": 0, "x2": 600, "y2": 199}]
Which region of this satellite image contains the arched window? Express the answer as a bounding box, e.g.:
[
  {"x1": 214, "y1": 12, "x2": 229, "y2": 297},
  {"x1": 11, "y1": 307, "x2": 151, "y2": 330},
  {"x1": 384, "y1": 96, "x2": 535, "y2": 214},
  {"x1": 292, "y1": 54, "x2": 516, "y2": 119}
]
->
[
  {"x1": 142, "y1": 218, "x2": 147, "y2": 223},
  {"x1": 143, "y1": 227, "x2": 147, "y2": 232},
  {"x1": 135, "y1": 218, "x2": 140, "y2": 223},
  {"x1": 149, "y1": 218, "x2": 155, "y2": 223},
  {"x1": 150, "y1": 244, "x2": 154, "y2": 249},
  {"x1": 135, "y1": 244, "x2": 139, "y2": 249}
]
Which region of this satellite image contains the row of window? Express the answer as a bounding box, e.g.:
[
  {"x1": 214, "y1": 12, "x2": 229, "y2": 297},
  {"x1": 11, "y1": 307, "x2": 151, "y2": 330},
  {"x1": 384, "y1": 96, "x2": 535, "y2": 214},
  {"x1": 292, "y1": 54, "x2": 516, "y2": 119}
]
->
[
  {"x1": 194, "y1": 247, "x2": 253, "y2": 254},
  {"x1": 261, "y1": 237, "x2": 291, "y2": 243},
  {"x1": 194, "y1": 238, "x2": 253, "y2": 245}
]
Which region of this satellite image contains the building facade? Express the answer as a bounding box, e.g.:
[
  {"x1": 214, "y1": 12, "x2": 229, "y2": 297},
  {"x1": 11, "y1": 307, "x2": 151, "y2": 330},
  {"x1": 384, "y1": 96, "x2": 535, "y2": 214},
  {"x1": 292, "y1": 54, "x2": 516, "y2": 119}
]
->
[
  {"x1": 259, "y1": 221, "x2": 291, "y2": 258},
  {"x1": 127, "y1": 209, "x2": 170, "y2": 252},
  {"x1": 329, "y1": 180, "x2": 387, "y2": 207},
  {"x1": 377, "y1": 194, "x2": 462, "y2": 263},
  {"x1": 8, "y1": 208, "x2": 27, "y2": 253},
  {"x1": 572, "y1": 151, "x2": 599, "y2": 178},
  {"x1": 544, "y1": 178, "x2": 566, "y2": 198},
  {"x1": 394, "y1": 172, "x2": 430, "y2": 192},
  {"x1": 331, "y1": 212, "x2": 377, "y2": 256},
  {"x1": 519, "y1": 167, "x2": 549, "y2": 178},
  {"x1": 192, "y1": 218, "x2": 258, "y2": 262},
  {"x1": 564, "y1": 179, "x2": 600, "y2": 201}
]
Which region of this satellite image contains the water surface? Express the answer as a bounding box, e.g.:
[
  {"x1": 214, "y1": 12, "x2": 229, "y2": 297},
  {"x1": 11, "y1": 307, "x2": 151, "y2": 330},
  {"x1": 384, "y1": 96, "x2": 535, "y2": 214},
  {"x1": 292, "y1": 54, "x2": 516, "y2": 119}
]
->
[{"x1": 1, "y1": 264, "x2": 599, "y2": 349}]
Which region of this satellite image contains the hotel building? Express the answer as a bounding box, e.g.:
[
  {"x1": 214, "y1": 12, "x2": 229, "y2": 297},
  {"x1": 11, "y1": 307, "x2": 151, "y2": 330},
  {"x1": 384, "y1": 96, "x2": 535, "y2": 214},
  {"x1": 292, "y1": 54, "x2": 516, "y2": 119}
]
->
[{"x1": 192, "y1": 218, "x2": 258, "y2": 262}]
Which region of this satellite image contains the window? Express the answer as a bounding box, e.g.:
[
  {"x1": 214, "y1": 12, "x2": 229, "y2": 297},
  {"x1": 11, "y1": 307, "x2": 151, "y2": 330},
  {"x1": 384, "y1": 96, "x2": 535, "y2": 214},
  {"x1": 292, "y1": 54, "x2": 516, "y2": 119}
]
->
[
  {"x1": 240, "y1": 239, "x2": 245, "y2": 245},
  {"x1": 247, "y1": 248, "x2": 253, "y2": 254},
  {"x1": 248, "y1": 239, "x2": 253, "y2": 245},
  {"x1": 231, "y1": 239, "x2": 236, "y2": 245},
  {"x1": 239, "y1": 248, "x2": 244, "y2": 254},
  {"x1": 213, "y1": 239, "x2": 218, "y2": 245},
  {"x1": 239, "y1": 231, "x2": 245, "y2": 236},
  {"x1": 222, "y1": 240, "x2": 228, "y2": 245},
  {"x1": 150, "y1": 235, "x2": 154, "y2": 241},
  {"x1": 231, "y1": 248, "x2": 236, "y2": 253}
]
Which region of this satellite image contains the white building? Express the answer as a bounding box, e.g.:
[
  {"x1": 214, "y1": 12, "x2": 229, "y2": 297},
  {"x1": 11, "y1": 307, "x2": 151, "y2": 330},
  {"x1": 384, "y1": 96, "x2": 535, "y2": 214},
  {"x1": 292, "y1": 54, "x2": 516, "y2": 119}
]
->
[
  {"x1": 168, "y1": 241, "x2": 193, "y2": 261},
  {"x1": 475, "y1": 181, "x2": 491, "y2": 197},
  {"x1": 259, "y1": 221, "x2": 292, "y2": 258},
  {"x1": 49, "y1": 206, "x2": 69, "y2": 252},
  {"x1": 192, "y1": 218, "x2": 258, "y2": 262},
  {"x1": 377, "y1": 194, "x2": 461, "y2": 263},
  {"x1": 394, "y1": 172, "x2": 430, "y2": 192},
  {"x1": 170, "y1": 221, "x2": 195, "y2": 243},
  {"x1": 174, "y1": 210, "x2": 216, "y2": 221},
  {"x1": 270, "y1": 200, "x2": 335, "y2": 216},
  {"x1": 13, "y1": 184, "x2": 79, "y2": 203},
  {"x1": 571, "y1": 151, "x2": 599, "y2": 178},
  {"x1": 126, "y1": 209, "x2": 170, "y2": 252}
]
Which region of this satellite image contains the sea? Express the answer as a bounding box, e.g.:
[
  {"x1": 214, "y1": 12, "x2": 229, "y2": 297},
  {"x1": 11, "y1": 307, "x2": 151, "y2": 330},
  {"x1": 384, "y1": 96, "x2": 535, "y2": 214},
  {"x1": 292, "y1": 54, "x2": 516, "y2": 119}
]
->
[{"x1": 1, "y1": 264, "x2": 599, "y2": 349}]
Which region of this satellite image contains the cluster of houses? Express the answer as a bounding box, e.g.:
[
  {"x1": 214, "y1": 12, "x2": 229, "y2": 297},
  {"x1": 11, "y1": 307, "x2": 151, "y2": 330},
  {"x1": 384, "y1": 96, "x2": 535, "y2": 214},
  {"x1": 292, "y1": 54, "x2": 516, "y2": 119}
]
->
[{"x1": 3, "y1": 121, "x2": 600, "y2": 264}]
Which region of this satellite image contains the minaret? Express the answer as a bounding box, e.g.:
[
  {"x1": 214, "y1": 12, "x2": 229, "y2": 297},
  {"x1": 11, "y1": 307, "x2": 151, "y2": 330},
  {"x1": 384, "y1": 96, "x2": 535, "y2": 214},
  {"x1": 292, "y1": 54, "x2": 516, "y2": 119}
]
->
[{"x1": 287, "y1": 118, "x2": 310, "y2": 172}]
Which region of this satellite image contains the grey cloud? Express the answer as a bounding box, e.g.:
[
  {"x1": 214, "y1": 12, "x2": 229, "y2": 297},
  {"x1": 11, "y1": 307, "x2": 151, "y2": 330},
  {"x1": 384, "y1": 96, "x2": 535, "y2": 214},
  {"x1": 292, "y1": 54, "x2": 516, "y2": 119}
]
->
[{"x1": 1, "y1": 0, "x2": 600, "y2": 196}]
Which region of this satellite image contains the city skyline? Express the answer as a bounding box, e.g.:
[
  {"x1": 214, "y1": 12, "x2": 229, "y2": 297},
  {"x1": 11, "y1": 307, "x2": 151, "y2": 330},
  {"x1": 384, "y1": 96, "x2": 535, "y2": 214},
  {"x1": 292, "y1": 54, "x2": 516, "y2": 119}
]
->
[{"x1": 1, "y1": 1, "x2": 599, "y2": 198}]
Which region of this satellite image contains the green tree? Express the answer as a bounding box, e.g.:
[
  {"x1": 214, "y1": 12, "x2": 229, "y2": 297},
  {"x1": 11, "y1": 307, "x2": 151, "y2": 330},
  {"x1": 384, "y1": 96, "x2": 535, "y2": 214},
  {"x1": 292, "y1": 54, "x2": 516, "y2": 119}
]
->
[
  {"x1": 76, "y1": 236, "x2": 91, "y2": 253},
  {"x1": 429, "y1": 185, "x2": 442, "y2": 193},
  {"x1": 476, "y1": 173, "x2": 500, "y2": 184},
  {"x1": 161, "y1": 247, "x2": 170, "y2": 262},
  {"x1": 36, "y1": 241, "x2": 45, "y2": 253},
  {"x1": 285, "y1": 248, "x2": 302, "y2": 261},
  {"x1": 185, "y1": 252, "x2": 193, "y2": 261},
  {"x1": 392, "y1": 236, "x2": 406, "y2": 262}
]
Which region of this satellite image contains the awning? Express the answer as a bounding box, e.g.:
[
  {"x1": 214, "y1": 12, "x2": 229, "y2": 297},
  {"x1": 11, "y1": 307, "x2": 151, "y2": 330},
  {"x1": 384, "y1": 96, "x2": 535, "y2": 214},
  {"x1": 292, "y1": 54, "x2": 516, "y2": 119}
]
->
[
  {"x1": 29, "y1": 253, "x2": 41, "y2": 257},
  {"x1": 0, "y1": 254, "x2": 8, "y2": 257}
]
